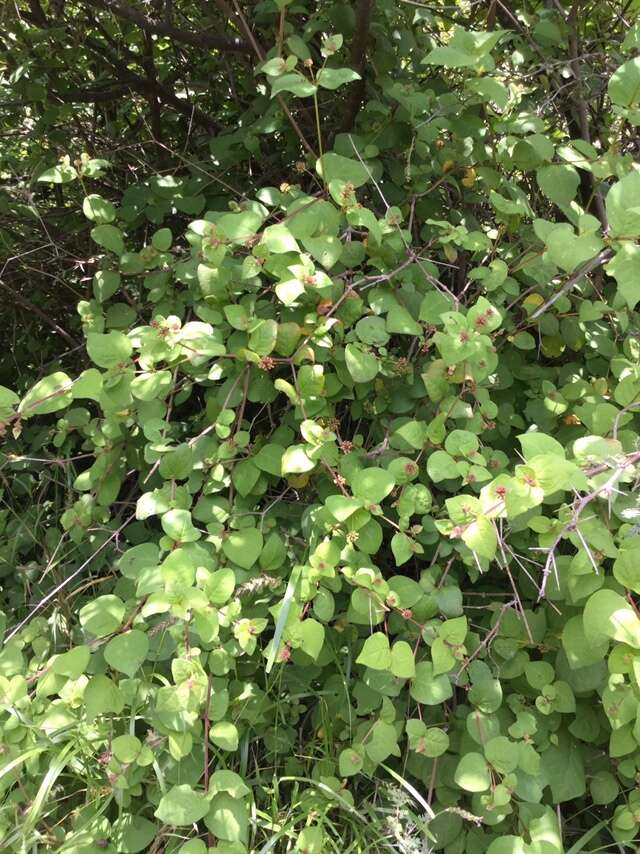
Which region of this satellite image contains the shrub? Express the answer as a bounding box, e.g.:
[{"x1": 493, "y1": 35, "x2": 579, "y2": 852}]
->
[{"x1": 1, "y1": 3, "x2": 640, "y2": 852}]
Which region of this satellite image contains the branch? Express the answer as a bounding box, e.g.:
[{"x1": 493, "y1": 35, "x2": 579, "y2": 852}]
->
[
  {"x1": 338, "y1": 0, "x2": 374, "y2": 134},
  {"x1": 536, "y1": 452, "x2": 640, "y2": 600},
  {"x1": 82, "y1": 0, "x2": 250, "y2": 54},
  {"x1": 530, "y1": 248, "x2": 613, "y2": 320},
  {"x1": 0, "y1": 278, "x2": 79, "y2": 347},
  {"x1": 83, "y1": 35, "x2": 222, "y2": 132},
  {"x1": 229, "y1": 0, "x2": 317, "y2": 157}
]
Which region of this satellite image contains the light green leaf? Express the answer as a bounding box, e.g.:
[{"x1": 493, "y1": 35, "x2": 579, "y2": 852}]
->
[
  {"x1": 536, "y1": 165, "x2": 580, "y2": 207},
  {"x1": 52, "y1": 645, "x2": 90, "y2": 679},
  {"x1": 316, "y1": 68, "x2": 361, "y2": 90},
  {"x1": 104, "y1": 630, "x2": 149, "y2": 677},
  {"x1": 161, "y1": 509, "x2": 201, "y2": 542},
  {"x1": 356, "y1": 632, "x2": 391, "y2": 670},
  {"x1": 391, "y1": 532, "x2": 421, "y2": 566},
  {"x1": 19, "y1": 372, "x2": 73, "y2": 416},
  {"x1": 454, "y1": 752, "x2": 491, "y2": 791},
  {"x1": 583, "y1": 589, "x2": 640, "y2": 648},
  {"x1": 316, "y1": 152, "x2": 370, "y2": 187},
  {"x1": 344, "y1": 343, "x2": 379, "y2": 383},
  {"x1": 606, "y1": 170, "x2": 640, "y2": 238},
  {"x1": 609, "y1": 57, "x2": 640, "y2": 108},
  {"x1": 606, "y1": 243, "x2": 640, "y2": 309},
  {"x1": 155, "y1": 784, "x2": 209, "y2": 826},
  {"x1": 410, "y1": 661, "x2": 453, "y2": 705},
  {"x1": 281, "y1": 444, "x2": 315, "y2": 474},
  {"x1": 79, "y1": 595, "x2": 125, "y2": 637},
  {"x1": 270, "y1": 72, "x2": 317, "y2": 98},
  {"x1": 222, "y1": 527, "x2": 263, "y2": 570},
  {"x1": 352, "y1": 468, "x2": 395, "y2": 504},
  {"x1": 209, "y1": 721, "x2": 239, "y2": 751},
  {"x1": 262, "y1": 224, "x2": 300, "y2": 253},
  {"x1": 390, "y1": 641, "x2": 415, "y2": 678},
  {"x1": 339, "y1": 746, "x2": 365, "y2": 776},
  {"x1": 86, "y1": 331, "x2": 132, "y2": 368}
]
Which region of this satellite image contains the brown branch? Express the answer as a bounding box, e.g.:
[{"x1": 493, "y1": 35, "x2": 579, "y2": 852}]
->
[
  {"x1": 229, "y1": 0, "x2": 317, "y2": 157},
  {"x1": 530, "y1": 248, "x2": 612, "y2": 320},
  {"x1": 567, "y1": 1, "x2": 608, "y2": 230},
  {"x1": 0, "y1": 278, "x2": 79, "y2": 347},
  {"x1": 82, "y1": 0, "x2": 250, "y2": 54},
  {"x1": 83, "y1": 34, "x2": 222, "y2": 132},
  {"x1": 338, "y1": 0, "x2": 374, "y2": 134}
]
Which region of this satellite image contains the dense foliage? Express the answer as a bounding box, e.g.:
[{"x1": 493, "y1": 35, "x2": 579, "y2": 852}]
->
[{"x1": 1, "y1": 1, "x2": 640, "y2": 851}]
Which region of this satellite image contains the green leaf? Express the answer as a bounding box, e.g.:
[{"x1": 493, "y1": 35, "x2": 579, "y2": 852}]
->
[
  {"x1": 606, "y1": 243, "x2": 640, "y2": 309},
  {"x1": 424, "y1": 27, "x2": 504, "y2": 68},
  {"x1": 365, "y1": 720, "x2": 398, "y2": 764},
  {"x1": 344, "y1": 343, "x2": 379, "y2": 383},
  {"x1": 608, "y1": 57, "x2": 640, "y2": 108},
  {"x1": 352, "y1": 468, "x2": 395, "y2": 503},
  {"x1": 131, "y1": 370, "x2": 172, "y2": 401},
  {"x1": 544, "y1": 223, "x2": 603, "y2": 272},
  {"x1": 325, "y1": 495, "x2": 363, "y2": 521},
  {"x1": 270, "y1": 72, "x2": 317, "y2": 98},
  {"x1": 52, "y1": 645, "x2": 90, "y2": 679},
  {"x1": 86, "y1": 331, "x2": 132, "y2": 368},
  {"x1": 584, "y1": 589, "x2": 640, "y2": 648},
  {"x1": 606, "y1": 170, "x2": 640, "y2": 238},
  {"x1": 411, "y1": 661, "x2": 453, "y2": 705},
  {"x1": 484, "y1": 736, "x2": 518, "y2": 773},
  {"x1": 391, "y1": 532, "x2": 421, "y2": 566},
  {"x1": 104, "y1": 630, "x2": 149, "y2": 677},
  {"x1": 0, "y1": 385, "x2": 19, "y2": 420},
  {"x1": 316, "y1": 68, "x2": 361, "y2": 90},
  {"x1": 536, "y1": 165, "x2": 580, "y2": 207},
  {"x1": 205, "y1": 793, "x2": 248, "y2": 842},
  {"x1": 79, "y1": 595, "x2": 125, "y2": 636},
  {"x1": 84, "y1": 675, "x2": 124, "y2": 721},
  {"x1": 159, "y1": 443, "x2": 193, "y2": 480},
  {"x1": 613, "y1": 547, "x2": 640, "y2": 594},
  {"x1": 281, "y1": 444, "x2": 315, "y2": 474},
  {"x1": 338, "y1": 746, "x2": 365, "y2": 777},
  {"x1": 518, "y1": 432, "x2": 565, "y2": 460},
  {"x1": 37, "y1": 162, "x2": 77, "y2": 183},
  {"x1": 294, "y1": 618, "x2": 325, "y2": 660},
  {"x1": 454, "y1": 752, "x2": 491, "y2": 791},
  {"x1": 112, "y1": 734, "x2": 142, "y2": 764},
  {"x1": 111, "y1": 816, "x2": 157, "y2": 853},
  {"x1": 206, "y1": 568, "x2": 236, "y2": 605},
  {"x1": 155, "y1": 784, "x2": 209, "y2": 826},
  {"x1": 83, "y1": 194, "x2": 116, "y2": 223},
  {"x1": 151, "y1": 227, "x2": 172, "y2": 251},
  {"x1": 91, "y1": 224, "x2": 125, "y2": 254},
  {"x1": 93, "y1": 270, "x2": 121, "y2": 302},
  {"x1": 356, "y1": 632, "x2": 391, "y2": 670},
  {"x1": 317, "y1": 153, "x2": 370, "y2": 187},
  {"x1": 161, "y1": 509, "x2": 201, "y2": 542},
  {"x1": 296, "y1": 826, "x2": 324, "y2": 854},
  {"x1": 18, "y1": 372, "x2": 73, "y2": 416},
  {"x1": 210, "y1": 721, "x2": 239, "y2": 751},
  {"x1": 262, "y1": 224, "x2": 300, "y2": 253},
  {"x1": 386, "y1": 304, "x2": 422, "y2": 336},
  {"x1": 427, "y1": 450, "x2": 459, "y2": 481},
  {"x1": 390, "y1": 641, "x2": 415, "y2": 678},
  {"x1": 356, "y1": 316, "x2": 389, "y2": 346},
  {"x1": 461, "y1": 515, "x2": 497, "y2": 560},
  {"x1": 248, "y1": 318, "x2": 278, "y2": 355},
  {"x1": 222, "y1": 527, "x2": 263, "y2": 570}
]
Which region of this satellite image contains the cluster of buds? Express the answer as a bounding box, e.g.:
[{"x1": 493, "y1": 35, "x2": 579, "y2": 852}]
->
[{"x1": 258, "y1": 355, "x2": 275, "y2": 371}]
